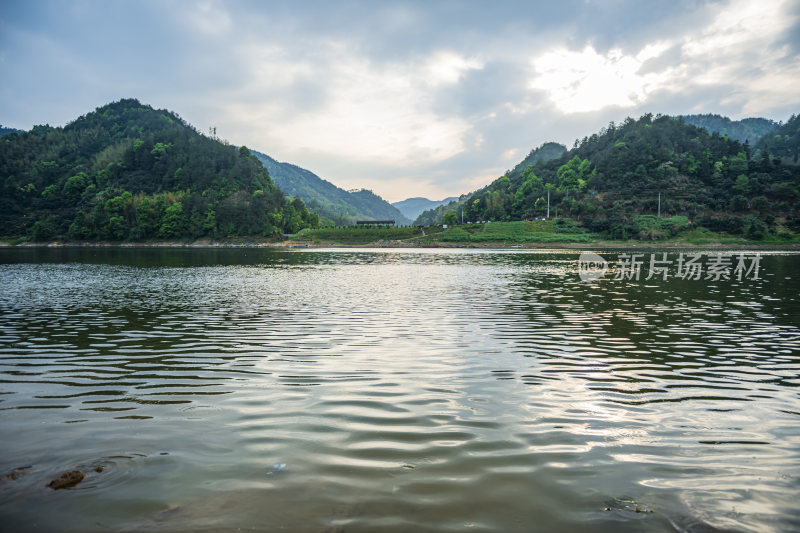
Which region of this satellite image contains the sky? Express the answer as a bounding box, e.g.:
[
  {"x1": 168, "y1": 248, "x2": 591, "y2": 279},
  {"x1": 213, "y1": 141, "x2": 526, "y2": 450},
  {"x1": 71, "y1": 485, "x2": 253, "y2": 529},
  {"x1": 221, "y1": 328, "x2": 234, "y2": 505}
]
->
[{"x1": 1, "y1": 0, "x2": 799, "y2": 202}]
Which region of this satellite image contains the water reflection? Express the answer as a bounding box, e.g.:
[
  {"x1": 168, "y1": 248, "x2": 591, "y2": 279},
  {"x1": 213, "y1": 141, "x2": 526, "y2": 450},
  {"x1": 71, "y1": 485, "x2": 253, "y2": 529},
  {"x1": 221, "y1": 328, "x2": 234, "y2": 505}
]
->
[{"x1": 0, "y1": 248, "x2": 798, "y2": 532}]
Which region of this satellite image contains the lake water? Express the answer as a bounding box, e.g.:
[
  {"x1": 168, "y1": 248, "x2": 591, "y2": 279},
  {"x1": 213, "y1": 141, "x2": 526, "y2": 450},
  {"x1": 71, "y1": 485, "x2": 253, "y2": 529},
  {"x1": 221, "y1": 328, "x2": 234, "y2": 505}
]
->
[{"x1": 1, "y1": 247, "x2": 799, "y2": 532}]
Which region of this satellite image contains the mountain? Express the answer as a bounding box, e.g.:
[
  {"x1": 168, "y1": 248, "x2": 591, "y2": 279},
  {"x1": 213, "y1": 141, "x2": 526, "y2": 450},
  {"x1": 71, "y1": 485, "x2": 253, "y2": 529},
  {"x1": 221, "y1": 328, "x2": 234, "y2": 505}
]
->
[
  {"x1": 446, "y1": 113, "x2": 799, "y2": 240},
  {"x1": 252, "y1": 150, "x2": 412, "y2": 225},
  {"x1": 677, "y1": 114, "x2": 779, "y2": 144},
  {"x1": 755, "y1": 113, "x2": 799, "y2": 164},
  {"x1": 413, "y1": 142, "x2": 567, "y2": 225},
  {"x1": 0, "y1": 99, "x2": 318, "y2": 241},
  {"x1": 508, "y1": 142, "x2": 568, "y2": 176},
  {"x1": 392, "y1": 196, "x2": 458, "y2": 221}
]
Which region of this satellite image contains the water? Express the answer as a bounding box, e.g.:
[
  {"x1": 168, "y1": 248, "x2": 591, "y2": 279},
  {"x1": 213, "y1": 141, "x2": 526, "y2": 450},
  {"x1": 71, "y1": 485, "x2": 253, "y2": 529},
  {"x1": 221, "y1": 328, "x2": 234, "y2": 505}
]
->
[{"x1": 1, "y1": 247, "x2": 799, "y2": 532}]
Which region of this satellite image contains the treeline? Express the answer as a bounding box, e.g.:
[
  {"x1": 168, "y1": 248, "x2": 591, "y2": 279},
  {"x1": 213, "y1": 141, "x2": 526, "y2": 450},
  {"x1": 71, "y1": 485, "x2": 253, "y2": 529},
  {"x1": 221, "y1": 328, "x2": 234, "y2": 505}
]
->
[
  {"x1": 422, "y1": 113, "x2": 800, "y2": 240},
  {"x1": 0, "y1": 99, "x2": 319, "y2": 241}
]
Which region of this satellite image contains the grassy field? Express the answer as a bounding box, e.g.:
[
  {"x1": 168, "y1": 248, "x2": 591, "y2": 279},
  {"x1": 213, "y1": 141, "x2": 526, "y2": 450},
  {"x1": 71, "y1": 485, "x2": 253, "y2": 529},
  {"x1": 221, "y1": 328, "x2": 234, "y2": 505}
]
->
[
  {"x1": 440, "y1": 221, "x2": 594, "y2": 243},
  {"x1": 284, "y1": 220, "x2": 800, "y2": 247},
  {"x1": 291, "y1": 221, "x2": 597, "y2": 245},
  {"x1": 293, "y1": 226, "x2": 422, "y2": 243}
]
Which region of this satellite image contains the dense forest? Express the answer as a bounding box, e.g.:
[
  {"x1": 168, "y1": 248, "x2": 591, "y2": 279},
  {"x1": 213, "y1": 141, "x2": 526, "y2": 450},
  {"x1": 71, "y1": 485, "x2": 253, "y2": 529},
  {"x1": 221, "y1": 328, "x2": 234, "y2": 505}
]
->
[
  {"x1": 253, "y1": 150, "x2": 411, "y2": 226},
  {"x1": 0, "y1": 99, "x2": 319, "y2": 242},
  {"x1": 756, "y1": 114, "x2": 800, "y2": 164},
  {"x1": 418, "y1": 114, "x2": 800, "y2": 240}
]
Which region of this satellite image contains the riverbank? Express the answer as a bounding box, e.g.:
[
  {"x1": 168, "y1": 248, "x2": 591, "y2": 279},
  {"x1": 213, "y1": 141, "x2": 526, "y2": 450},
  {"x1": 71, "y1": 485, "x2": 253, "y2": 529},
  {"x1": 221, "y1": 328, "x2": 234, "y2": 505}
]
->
[{"x1": 3, "y1": 238, "x2": 800, "y2": 250}]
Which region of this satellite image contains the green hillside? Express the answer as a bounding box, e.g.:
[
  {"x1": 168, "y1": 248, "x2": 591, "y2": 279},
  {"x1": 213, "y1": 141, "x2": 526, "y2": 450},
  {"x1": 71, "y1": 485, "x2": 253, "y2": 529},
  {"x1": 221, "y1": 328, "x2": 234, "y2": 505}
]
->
[
  {"x1": 0, "y1": 99, "x2": 318, "y2": 242},
  {"x1": 253, "y1": 151, "x2": 411, "y2": 225},
  {"x1": 756, "y1": 114, "x2": 800, "y2": 164},
  {"x1": 439, "y1": 113, "x2": 800, "y2": 241},
  {"x1": 413, "y1": 142, "x2": 566, "y2": 225}
]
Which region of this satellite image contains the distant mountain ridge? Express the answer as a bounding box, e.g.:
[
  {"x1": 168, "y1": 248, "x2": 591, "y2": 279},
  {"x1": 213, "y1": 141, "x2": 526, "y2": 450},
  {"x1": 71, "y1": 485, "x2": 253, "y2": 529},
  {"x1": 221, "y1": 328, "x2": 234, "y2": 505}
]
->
[
  {"x1": 677, "y1": 114, "x2": 779, "y2": 144},
  {"x1": 252, "y1": 150, "x2": 412, "y2": 225},
  {"x1": 0, "y1": 125, "x2": 22, "y2": 136},
  {"x1": 392, "y1": 196, "x2": 458, "y2": 221}
]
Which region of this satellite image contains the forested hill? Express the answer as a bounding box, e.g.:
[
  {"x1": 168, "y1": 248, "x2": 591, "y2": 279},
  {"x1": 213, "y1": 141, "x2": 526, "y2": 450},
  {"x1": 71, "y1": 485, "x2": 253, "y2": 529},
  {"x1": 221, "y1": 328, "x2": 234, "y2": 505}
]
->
[
  {"x1": 0, "y1": 99, "x2": 319, "y2": 242},
  {"x1": 430, "y1": 113, "x2": 800, "y2": 240},
  {"x1": 678, "y1": 114, "x2": 778, "y2": 144},
  {"x1": 756, "y1": 113, "x2": 800, "y2": 164},
  {"x1": 413, "y1": 142, "x2": 566, "y2": 225},
  {"x1": 252, "y1": 150, "x2": 411, "y2": 225}
]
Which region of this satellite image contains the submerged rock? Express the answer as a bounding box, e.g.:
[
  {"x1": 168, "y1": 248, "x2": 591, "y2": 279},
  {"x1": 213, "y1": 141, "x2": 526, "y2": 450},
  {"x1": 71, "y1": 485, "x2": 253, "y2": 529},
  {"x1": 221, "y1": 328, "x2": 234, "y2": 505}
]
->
[
  {"x1": 4, "y1": 466, "x2": 32, "y2": 481},
  {"x1": 48, "y1": 470, "x2": 84, "y2": 489}
]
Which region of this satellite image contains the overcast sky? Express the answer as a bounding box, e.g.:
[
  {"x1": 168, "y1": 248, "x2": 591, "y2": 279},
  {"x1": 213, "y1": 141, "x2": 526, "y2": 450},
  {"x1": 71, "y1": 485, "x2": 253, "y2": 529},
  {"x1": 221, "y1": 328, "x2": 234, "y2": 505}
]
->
[{"x1": 2, "y1": 0, "x2": 799, "y2": 202}]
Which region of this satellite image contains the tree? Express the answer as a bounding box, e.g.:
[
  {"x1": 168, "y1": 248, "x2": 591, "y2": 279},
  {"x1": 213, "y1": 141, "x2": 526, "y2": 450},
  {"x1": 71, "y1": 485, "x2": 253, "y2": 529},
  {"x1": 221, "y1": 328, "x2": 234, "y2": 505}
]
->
[
  {"x1": 443, "y1": 211, "x2": 458, "y2": 225},
  {"x1": 160, "y1": 201, "x2": 186, "y2": 238},
  {"x1": 556, "y1": 156, "x2": 593, "y2": 192}
]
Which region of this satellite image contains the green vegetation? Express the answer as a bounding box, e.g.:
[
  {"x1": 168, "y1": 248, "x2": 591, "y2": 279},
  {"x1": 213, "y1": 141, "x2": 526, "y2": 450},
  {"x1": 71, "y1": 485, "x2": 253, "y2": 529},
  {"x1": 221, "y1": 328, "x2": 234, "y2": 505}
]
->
[
  {"x1": 0, "y1": 99, "x2": 319, "y2": 242},
  {"x1": 441, "y1": 221, "x2": 593, "y2": 244},
  {"x1": 416, "y1": 113, "x2": 800, "y2": 243},
  {"x1": 5, "y1": 102, "x2": 798, "y2": 247},
  {"x1": 290, "y1": 220, "x2": 596, "y2": 245},
  {"x1": 294, "y1": 225, "x2": 421, "y2": 243},
  {"x1": 252, "y1": 150, "x2": 411, "y2": 226},
  {"x1": 755, "y1": 114, "x2": 800, "y2": 164}
]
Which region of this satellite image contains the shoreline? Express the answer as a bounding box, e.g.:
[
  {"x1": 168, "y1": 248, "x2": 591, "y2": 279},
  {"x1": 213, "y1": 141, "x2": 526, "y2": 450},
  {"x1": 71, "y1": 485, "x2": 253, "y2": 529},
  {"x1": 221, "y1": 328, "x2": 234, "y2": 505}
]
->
[{"x1": 2, "y1": 239, "x2": 800, "y2": 250}]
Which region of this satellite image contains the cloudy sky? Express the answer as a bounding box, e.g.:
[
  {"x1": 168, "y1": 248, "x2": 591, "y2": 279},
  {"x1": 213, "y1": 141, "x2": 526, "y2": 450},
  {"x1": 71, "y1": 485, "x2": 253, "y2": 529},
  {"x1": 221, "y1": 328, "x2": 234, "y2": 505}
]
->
[{"x1": 2, "y1": 0, "x2": 799, "y2": 202}]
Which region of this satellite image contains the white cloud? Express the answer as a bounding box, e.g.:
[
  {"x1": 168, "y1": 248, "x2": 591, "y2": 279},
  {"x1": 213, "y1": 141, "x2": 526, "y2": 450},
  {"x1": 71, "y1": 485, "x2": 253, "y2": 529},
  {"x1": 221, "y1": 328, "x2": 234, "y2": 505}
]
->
[
  {"x1": 682, "y1": 0, "x2": 791, "y2": 58},
  {"x1": 425, "y1": 51, "x2": 484, "y2": 85},
  {"x1": 680, "y1": 0, "x2": 800, "y2": 114},
  {"x1": 529, "y1": 44, "x2": 675, "y2": 114},
  {"x1": 223, "y1": 43, "x2": 477, "y2": 166},
  {"x1": 529, "y1": 0, "x2": 800, "y2": 116},
  {"x1": 188, "y1": 1, "x2": 232, "y2": 35}
]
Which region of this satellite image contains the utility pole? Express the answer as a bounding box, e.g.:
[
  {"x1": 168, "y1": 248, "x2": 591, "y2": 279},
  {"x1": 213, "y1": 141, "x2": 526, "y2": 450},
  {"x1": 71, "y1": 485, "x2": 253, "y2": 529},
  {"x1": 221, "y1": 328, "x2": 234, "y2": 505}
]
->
[
  {"x1": 461, "y1": 206, "x2": 464, "y2": 225},
  {"x1": 658, "y1": 192, "x2": 661, "y2": 217},
  {"x1": 546, "y1": 189, "x2": 550, "y2": 219}
]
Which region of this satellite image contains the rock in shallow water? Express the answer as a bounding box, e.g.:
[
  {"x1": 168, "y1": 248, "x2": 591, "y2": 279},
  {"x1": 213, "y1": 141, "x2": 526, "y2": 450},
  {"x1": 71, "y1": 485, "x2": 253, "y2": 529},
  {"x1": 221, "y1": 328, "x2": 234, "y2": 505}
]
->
[{"x1": 48, "y1": 470, "x2": 84, "y2": 490}]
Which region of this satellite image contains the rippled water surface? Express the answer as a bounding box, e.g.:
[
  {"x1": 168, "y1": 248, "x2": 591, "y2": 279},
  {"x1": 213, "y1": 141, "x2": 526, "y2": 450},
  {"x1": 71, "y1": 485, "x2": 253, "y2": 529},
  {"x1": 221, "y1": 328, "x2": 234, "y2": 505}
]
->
[{"x1": 1, "y1": 247, "x2": 799, "y2": 532}]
